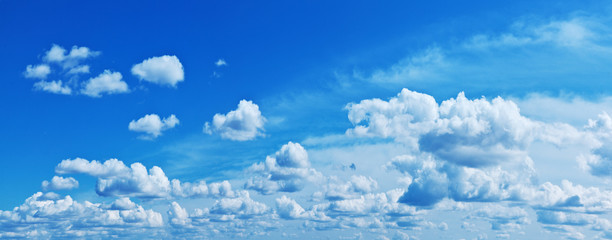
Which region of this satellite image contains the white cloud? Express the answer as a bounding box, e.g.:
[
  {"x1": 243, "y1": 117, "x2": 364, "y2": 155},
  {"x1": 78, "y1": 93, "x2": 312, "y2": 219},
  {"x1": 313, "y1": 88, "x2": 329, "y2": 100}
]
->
[
  {"x1": 81, "y1": 70, "x2": 128, "y2": 97},
  {"x1": 43, "y1": 44, "x2": 100, "y2": 69},
  {"x1": 204, "y1": 100, "x2": 266, "y2": 141},
  {"x1": 0, "y1": 192, "x2": 163, "y2": 238},
  {"x1": 168, "y1": 202, "x2": 190, "y2": 226},
  {"x1": 215, "y1": 59, "x2": 227, "y2": 67},
  {"x1": 245, "y1": 142, "x2": 323, "y2": 194},
  {"x1": 55, "y1": 158, "x2": 236, "y2": 199},
  {"x1": 131, "y1": 55, "x2": 184, "y2": 87},
  {"x1": 275, "y1": 195, "x2": 310, "y2": 219},
  {"x1": 67, "y1": 65, "x2": 90, "y2": 75},
  {"x1": 128, "y1": 114, "x2": 179, "y2": 139},
  {"x1": 33, "y1": 80, "x2": 72, "y2": 95},
  {"x1": 56, "y1": 158, "x2": 130, "y2": 177},
  {"x1": 41, "y1": 176, "x2": 79, "y2": 191},
  {"x1": 346, "y1": 88, "x2": 579, "y2": 168},
  {"x1": 24, "y1": 64, "x2": 51, "y2": 79},
  {"x1": 110, "y1": 197, "x2": 137, "y2": 210},
  {"x1": 209, "y1": 190, "x2": 269, "y2": 219}
]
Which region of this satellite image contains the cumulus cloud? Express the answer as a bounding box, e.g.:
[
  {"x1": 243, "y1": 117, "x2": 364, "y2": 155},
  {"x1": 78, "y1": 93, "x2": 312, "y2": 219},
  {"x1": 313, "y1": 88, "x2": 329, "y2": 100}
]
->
[
  {"x1": 23, "y1": 64, "x2": 51, "y2": 79},
  {"x1": 43, "y1": 44, "x2": 100, "y2": 69},
  {"x1": 346, "y1": 88, "x2": 579, "y2": 168},
  {"x1": 55, "y1": 158, "x2": 236, "y2": 199},
  {"x1": 204, "y1": 100, "x2": 266, "y2": 141},
  {"x1": 131, "y1": 55, "x2": 184, "y2": 87},
  {"x1": 128, "y1": 114, "x2": 179, "y2": 139},
  {"x1": 275, "y1": 195, "x2": 310, "y2": 219},
  {"x1": 578, "y1": 112, "x2": 612, "y2": 178},
  {"x1": 33, "y1": 80, "x2": 72, "y2": 95},
  {"x1": 0, "y1": 192, "x2": 162, "y2": 238},
  {"x1": 41, "y1": 176, "x2": 79, "y2": 191},
  {"x1": 245, "y1": 142, "x2": 323, "y2": 194},
  {"x1": 81, "y1": 70, "x2": 128, "y2": 97},
  {"x1": 321, "y1": 175, "x2": 379, "y2": 200}
]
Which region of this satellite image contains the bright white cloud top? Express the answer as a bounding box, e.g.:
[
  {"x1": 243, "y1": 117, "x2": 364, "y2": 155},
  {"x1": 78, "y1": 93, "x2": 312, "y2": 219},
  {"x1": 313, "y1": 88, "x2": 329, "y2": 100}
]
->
[
  {"x1": 41, "y1": 176, "x2": 79, "y2": 191},
  {"x1": 33, "y1": 80, "x2": 72, "y2": 95},
  {"x1": 204, "y1": 99, "x2": 266, "y2": 141},
  {"x1": 128, "y1": 114, "x2": 179, "y2": 139},
  {"x1": 23, "y1": 64, "x2": 50, "y2": 79},
  {"x1": 131, "y1": 55, "x2": 184, "y2": 87},
  {"x1": 81, "y1": 70, "x2": 128, "y2": 97}
]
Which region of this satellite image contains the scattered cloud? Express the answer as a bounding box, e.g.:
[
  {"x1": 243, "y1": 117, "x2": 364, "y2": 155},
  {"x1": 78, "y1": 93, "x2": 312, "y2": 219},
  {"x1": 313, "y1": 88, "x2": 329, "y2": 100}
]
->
[
  {"x1": 43, "y1": 44, "x2": 100, "y2": 69},
  {"x1": 41, "y1": 176, "x2": 79, "y2": 191},
  {"x1": 55, "y1": 157, "x2": 236, "y2": 199},
  {"x1": 131, "y1": 55, "x2": 184, "y2": 87},
  {"x1": 128, "y1": 114, "x2": 179, "y2": 139},
  {"x1": 33, "y1": 80, "x2": 72, "y2": 95},
  {"x1": 245, "y1": 142, "x2": 323, "y2": 194},
  {"x1": 204, "y1": 100, "x2": 266, "y2": 141},
  {"x1": 80, "y1": 70, "x2": 129, "y2": 97},
  {"x1": 23, "y1": 64, "x2": 50, "y2": 79}
]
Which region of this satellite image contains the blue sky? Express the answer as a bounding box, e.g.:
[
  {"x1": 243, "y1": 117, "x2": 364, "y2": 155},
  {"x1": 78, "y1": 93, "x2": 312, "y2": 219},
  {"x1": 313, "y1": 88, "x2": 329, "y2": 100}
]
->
[{"x1": 3, "y1": 1, "x2": 612, "y2": 239}]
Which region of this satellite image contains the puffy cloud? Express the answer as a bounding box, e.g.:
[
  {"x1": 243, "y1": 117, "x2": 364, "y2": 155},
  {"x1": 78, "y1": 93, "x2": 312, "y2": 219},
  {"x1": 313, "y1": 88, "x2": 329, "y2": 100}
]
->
[
  {"x1": 204, "y1": 100, "x2": 266, "y2": 141},
  {"x1": 43, "y1": 44, "x2": 100, "y2": 69},
  {"x1": 385, "y1": 154, "x2": 535, "y2": 207},
  {"x1": 94, "y1": 163, "x2": 171, "y2": 198},
  {"x1": 110, "y1": 197, "x2": 137, "y2": 210},
  {"x1": 245, "y1": 142, "x2": 323, "y2": 194},
  {"x1": 215, "y1": 59, "x2": 227, "y2": 66},
  {"x1": 55, "y1": 158, "x2": 236, "y2": 199},
  {"x1": 81, "y1": 70, "x2": 128, "y2": 97},
  {"x1": 322, "y1": 175, "x2": 379, "y2": 200},
  {"x1": 523, "y1": 180, "x2": 612, "y2": 213},
  {"x1": 275, "y1": 195, "x2": 310, "y2": 219},
  {"x1": 168, "y1": 202, "x2": 190, "y2": 226},
  {"x1": 347, "y1": 89, "x2": 547, "y2": 168},
  {"x1": 41, "y1": 176, "x2": 79, "y2": 191},
  {"x1": 56, "y1": 158, "x2": 130, "y2": 177},
  {"x1": 33, "y1": 80, "x2": 72, "y2": 95},
  {"x1": 131, "y1": 55, "x2": 184, "y2": 87},
  {"x1": 0, "y1": 192, "x2": 162, "y2": 238},
  {"x1": 209, "y1": 191, "x2": 269, "y2": 219},
  {"x1": 128, "y1": 114, "x2": 179, "y2": 139},
  {"x1": 23, "y1": 64, "x2": 51, "y2": 79},
  {"x1": 579, "y1": 112, "x2": 612, "y2": 177}
]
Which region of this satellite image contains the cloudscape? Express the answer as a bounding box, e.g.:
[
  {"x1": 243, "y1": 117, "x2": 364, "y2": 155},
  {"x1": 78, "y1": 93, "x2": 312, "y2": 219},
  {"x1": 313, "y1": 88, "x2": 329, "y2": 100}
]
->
[{"x1": 3, "y1": 1, "x2": 612, "y2": 239}]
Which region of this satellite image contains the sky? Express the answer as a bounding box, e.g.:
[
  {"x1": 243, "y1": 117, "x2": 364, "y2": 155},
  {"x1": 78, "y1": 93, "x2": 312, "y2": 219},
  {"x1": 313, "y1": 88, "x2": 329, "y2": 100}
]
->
[{"x1": 2, "y1": 0, "x2": 612, "y2": 239}]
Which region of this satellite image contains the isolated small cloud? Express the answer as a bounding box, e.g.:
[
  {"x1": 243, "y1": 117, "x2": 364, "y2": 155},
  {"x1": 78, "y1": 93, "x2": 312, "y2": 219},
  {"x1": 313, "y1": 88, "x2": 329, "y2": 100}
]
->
[
  {"x1": 24, "y1": 64, "x2": 51, "y2": 79},
  {"x1": 215, "y1": 59, "x2": 227, "y2": 67},
  {"x1": 33, "y1": 80, "x2": 72, "y2": 95},
  {"x1": 204, "y1": 100, "x2": 266, "y2": 141},
  {"x1": 128, "y1": 114, "x2": 179, "y2": 139},
  {"x1": 81, "y1": 70, "x2": 128, "y2": 97},
  {"x1": 41, "y1": 176, "x2": 79, "y2": 191},
  {"x1": 131, "y1": 55, "x2": 184, "y2": 87}
]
